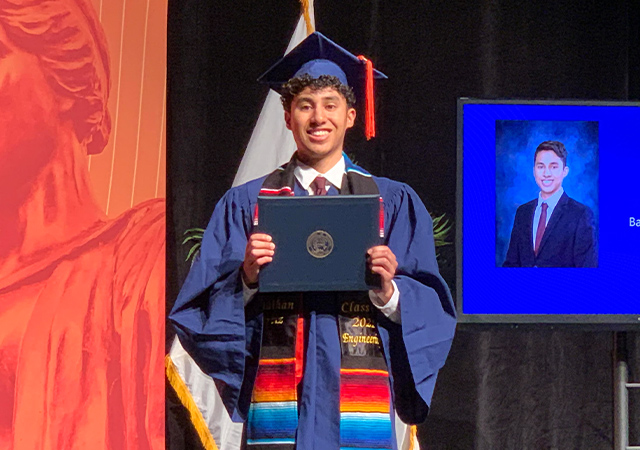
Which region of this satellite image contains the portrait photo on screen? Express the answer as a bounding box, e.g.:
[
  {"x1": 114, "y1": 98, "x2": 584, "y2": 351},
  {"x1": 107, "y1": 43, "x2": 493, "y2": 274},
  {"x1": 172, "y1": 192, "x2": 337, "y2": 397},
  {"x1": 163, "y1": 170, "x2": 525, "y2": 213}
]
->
[{"x1": 495, "y1": 120, "x2": 599, "y2": 268}]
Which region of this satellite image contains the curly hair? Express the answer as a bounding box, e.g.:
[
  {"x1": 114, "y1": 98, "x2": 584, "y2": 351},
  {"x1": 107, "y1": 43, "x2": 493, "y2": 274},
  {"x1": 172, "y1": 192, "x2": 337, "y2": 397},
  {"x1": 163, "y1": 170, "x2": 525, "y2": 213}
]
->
[
  {"x1": 280, "y1": 74, "x2": 356, "y2": 111},
  {"x1": 0, "y1": 0, "x2": 111, "y2": 155}
]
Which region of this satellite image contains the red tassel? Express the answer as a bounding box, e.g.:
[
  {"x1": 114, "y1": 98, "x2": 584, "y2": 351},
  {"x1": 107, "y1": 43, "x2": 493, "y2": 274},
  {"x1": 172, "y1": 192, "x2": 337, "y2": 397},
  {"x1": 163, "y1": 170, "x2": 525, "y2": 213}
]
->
[{"x1": 357, "y1": 55, "x2": 375, "y2": 140}]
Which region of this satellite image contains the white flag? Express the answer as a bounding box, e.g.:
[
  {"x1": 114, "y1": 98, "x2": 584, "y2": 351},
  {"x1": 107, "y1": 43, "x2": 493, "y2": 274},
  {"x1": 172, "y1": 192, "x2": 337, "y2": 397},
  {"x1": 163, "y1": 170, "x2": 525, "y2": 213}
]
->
[{"x1": 233, "y1": 6, "x2": 315, "y2": 187}]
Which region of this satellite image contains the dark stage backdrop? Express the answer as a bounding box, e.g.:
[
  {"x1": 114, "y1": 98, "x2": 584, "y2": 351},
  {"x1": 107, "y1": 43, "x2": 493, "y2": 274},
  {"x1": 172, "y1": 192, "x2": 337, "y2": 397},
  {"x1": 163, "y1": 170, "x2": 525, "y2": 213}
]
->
[{"x1": 167, "y1": 0, "x2": 640, "y2": 448}]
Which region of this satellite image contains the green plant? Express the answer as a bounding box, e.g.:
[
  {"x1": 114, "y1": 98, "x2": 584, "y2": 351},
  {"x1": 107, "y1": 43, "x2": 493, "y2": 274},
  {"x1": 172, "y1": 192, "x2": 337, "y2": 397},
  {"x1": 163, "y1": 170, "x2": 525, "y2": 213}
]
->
[
  {"x1": 182, "y1": 214, "x2": 453, "y2": 265},
  {"x1": 182, "y1": 228, "x2": 205, "y2": 266},
  {"x1": 431, "y1": 212, "x2": 453, "y2": 253}
]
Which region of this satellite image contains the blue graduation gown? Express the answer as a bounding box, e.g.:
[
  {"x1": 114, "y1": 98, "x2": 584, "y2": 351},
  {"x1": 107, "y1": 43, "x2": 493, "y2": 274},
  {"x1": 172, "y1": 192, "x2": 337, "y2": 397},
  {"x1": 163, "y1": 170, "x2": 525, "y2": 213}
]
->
[{"x1": 170, "y1": 169, "x2": 457, "y2": 449}]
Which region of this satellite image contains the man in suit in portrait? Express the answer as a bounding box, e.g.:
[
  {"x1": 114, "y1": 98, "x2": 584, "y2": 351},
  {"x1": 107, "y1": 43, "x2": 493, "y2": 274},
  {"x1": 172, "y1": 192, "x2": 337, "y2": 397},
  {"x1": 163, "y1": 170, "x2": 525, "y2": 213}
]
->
[{"x1": 503, "y1": 140, "x2": 597, "y2": 268}]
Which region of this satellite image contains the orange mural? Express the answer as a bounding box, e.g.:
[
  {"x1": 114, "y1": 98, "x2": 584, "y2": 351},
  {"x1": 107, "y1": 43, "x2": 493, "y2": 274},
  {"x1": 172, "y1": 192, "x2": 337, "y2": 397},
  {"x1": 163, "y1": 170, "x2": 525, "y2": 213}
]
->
[{"x1": 0, "y1": 0, "x2": 166, "y2": 448}]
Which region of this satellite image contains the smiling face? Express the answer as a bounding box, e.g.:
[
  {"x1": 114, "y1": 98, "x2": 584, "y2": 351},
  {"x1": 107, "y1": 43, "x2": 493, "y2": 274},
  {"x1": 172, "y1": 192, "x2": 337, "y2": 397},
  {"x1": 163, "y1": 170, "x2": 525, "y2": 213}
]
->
[
  {"x1": 284, "y1": 86, "x2": 356, "y2": 172},
  {"x1": 533, "y1": 150, "x2": 569, "y2": 199}
]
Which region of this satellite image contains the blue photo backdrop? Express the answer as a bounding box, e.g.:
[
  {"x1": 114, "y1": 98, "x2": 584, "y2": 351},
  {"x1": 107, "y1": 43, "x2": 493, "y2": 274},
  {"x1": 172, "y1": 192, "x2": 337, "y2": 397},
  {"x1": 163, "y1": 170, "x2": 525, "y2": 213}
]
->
[{"x1": 495, "y1": 120, "x2": 599, "y2": 266}]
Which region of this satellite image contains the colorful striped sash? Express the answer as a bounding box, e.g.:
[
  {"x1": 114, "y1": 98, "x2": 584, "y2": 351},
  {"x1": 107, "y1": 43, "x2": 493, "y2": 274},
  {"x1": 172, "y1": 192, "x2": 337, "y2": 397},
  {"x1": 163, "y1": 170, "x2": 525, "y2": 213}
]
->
[
  {"x1": 247, "y1": 294, "x2": 300, "y2": 450},
  {"x1": 247, "y1": 358, "x2": 298, "y2": 448},
  {"x1": 338, "y1": 297, "x2": 393, "y2": 450},
  {"x1": 340, "y1": 369, "x2": 393, "y2": 449},
  {"x1": 247, "y1": 296, "x2": 393, "y2": 450}
]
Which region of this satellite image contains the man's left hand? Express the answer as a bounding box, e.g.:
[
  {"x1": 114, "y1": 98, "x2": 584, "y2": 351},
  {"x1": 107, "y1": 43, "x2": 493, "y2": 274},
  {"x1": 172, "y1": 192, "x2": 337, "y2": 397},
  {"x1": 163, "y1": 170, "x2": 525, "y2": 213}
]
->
[{"x1": 367, "y1": 245, "x2": 398, "y2": 305}]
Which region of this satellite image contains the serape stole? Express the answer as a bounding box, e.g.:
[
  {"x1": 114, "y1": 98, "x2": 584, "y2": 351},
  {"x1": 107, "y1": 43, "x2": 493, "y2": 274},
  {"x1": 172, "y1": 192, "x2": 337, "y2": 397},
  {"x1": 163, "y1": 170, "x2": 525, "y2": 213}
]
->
[
  {"x1": 338, "y1": 295, "x2": 393, "y2": 450},
  {"x1": 247, "y1": 294, "x2": 301, "y2": 449}
]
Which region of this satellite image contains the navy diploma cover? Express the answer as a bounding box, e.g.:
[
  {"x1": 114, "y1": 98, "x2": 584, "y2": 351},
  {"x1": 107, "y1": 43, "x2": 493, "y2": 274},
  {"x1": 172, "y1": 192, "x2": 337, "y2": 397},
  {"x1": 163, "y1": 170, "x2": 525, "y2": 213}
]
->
[{"x1": 257, "y1": 195, "x2": 382, "y2": 292}]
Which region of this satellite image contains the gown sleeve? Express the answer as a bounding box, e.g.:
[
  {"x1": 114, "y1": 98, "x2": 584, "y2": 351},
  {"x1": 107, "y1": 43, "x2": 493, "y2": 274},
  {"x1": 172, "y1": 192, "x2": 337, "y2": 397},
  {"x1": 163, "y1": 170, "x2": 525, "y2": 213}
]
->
[
  {"x1": 169, "y1": 184, "x2": 258, "y2": 419},
  {"x1": 376, "y1": 181, "x2": 457, "y2": 424}
]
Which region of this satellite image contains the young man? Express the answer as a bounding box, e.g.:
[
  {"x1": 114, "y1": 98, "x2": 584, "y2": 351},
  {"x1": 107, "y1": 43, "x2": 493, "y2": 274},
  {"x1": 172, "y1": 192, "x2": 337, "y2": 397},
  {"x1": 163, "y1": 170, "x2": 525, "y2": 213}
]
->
[
  {"x1": 503, "y1": 140, "x2": 597, "y2": 267},
  {"x1": 170, "y1": 32, "x2": 456, "y2": 449}
]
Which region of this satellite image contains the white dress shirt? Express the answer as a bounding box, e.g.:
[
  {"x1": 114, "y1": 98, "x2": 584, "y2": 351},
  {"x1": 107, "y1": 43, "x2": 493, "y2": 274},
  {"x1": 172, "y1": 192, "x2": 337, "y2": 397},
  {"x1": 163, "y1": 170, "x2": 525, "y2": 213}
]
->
[
  {"x1": 243, "y1": 155, "x2": 401, "y2": 323},
  {"x1": 294, "y1": 157, "x2": 346, "y2": 194}
]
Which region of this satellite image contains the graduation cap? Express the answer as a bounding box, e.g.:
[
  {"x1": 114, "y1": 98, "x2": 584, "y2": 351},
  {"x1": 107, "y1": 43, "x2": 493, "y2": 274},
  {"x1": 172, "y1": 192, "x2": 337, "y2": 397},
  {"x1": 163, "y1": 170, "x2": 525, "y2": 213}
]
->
[{"x1": 258, "y1": 32, "x2": 387, "y2": 139}]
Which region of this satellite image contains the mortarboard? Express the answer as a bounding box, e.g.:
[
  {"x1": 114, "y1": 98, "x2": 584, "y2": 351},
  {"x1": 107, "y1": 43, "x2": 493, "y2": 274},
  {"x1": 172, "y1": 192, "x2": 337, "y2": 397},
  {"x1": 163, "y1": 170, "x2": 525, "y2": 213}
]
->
[{"x1": 258, "y1": 32, "x2": 387, "y2": 139}]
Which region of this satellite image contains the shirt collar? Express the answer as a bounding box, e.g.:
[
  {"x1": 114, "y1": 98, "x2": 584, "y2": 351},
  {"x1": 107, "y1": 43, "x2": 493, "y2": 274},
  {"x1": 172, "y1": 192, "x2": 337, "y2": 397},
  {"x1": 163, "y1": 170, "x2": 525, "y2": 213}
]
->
[
  {"x1": 294, "y1": 155, "x2": 345, "y2": 191},
  {"x1": 538, "y1": 187, "x2": 564, "y2": 209}
]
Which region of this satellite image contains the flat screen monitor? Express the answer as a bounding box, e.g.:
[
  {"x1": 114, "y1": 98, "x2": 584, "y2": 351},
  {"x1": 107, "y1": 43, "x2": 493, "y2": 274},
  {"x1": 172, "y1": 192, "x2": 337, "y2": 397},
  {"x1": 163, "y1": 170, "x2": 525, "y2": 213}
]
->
[{"x1": 457, "y1": 99, "x2": 640, "y2": 327}]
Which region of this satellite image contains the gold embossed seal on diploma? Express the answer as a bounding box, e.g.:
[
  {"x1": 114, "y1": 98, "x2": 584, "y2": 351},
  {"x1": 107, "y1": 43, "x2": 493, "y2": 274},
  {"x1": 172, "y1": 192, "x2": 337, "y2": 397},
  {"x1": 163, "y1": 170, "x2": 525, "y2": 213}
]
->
[{"x1": 306, "y1": 230, "x2": 334, "y2": 258}]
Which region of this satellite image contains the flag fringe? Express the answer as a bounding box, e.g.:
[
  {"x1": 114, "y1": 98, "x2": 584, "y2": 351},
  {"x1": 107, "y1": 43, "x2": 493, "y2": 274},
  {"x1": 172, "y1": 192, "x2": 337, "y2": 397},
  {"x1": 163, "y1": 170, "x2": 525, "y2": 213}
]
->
[
  {"x1": 165, "y1": 355, "x2": 220, "y2": 450},
  {"x1": 409, "y1": 424, "x2": 417, "y2": 450},
  {"x1": 299, "y1": 0, "x2": 314, "y2": 35}
]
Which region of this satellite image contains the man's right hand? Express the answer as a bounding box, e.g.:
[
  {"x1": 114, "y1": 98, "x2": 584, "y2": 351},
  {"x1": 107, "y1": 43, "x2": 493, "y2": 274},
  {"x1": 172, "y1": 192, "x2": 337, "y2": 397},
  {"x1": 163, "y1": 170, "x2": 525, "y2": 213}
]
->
[{"x1": 242, "y1": 233, "x2": 275, "y2": 286}]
